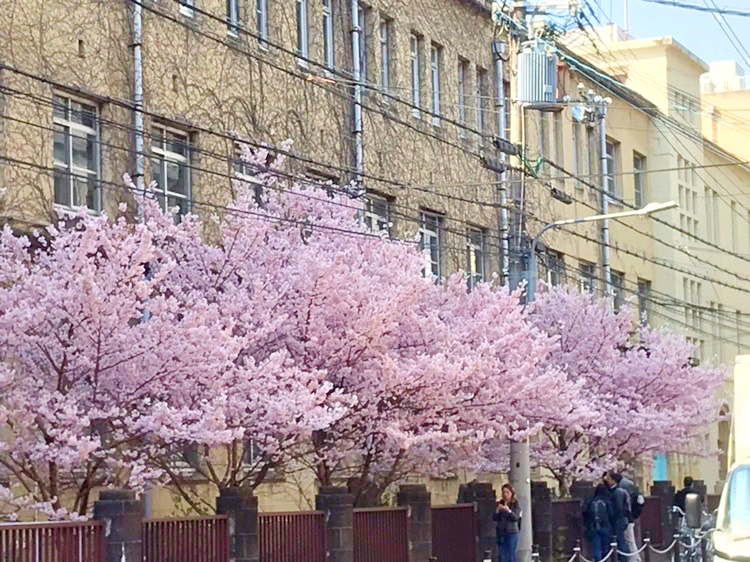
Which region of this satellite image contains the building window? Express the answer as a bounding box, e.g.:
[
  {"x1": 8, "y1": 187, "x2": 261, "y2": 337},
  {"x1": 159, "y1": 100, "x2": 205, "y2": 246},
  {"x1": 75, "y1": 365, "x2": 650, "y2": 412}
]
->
[
  {"x1": 458, "y1": 59, "x2": 468, "y2": 138},
  {"x1": 257, "y1": 0, "x2": 269, "y2": 47},
  {"x1": 151, "y1": 126, "x2": 190, "y2": 218},
  {"x1": 467, "y1": 228, "x2": 486, "y2": 288},
  {"x1": 322, "y1": 0, "x2": 334, "y2": 69},
  {"x1": 296, "y1": 0, "x2": 309, "y2": 64},
  {"x1": 363, "y1": 194, "x2": 391, "y2": 234},
  {"x1": 419, "y1": 211, "x2": 442, "y2": 280},
  {"x1": 379, "y1": 17, "x2": 391, "y2": 93},
  {"x1": 732, "y1": 201, "x2": 738, "y2": 252},
  {"x1": 476, "y1": 68, "x2": 487, "y2": 144},
  {"x1": 180, "y1": 0, "x2": 195, "y2": 18},
  {"x1": 545, "y1": 250, "x2": 565, "y2": 286},
  {"x1": 410, "y1": 34, "x2": 421, "y2": 118},
  {"x1": 553, "y1": 111, "x2": 564, "y2": 187},
  {"x1": 503, "y1": 80, "x2": 511, "y2": 141},
  {"x1": 572, "y1": 123, "x2": 582, "y2": 190},
  {"x1": 611, "y1": 270, "x2": 625, "y2": 312},
  {"x1": 357, "y1": 5, "x2": 368, "y2": 81},
  {"x1": 638, "y1": 279, "x2": 651, "y2": 325},
  {"x1": 605, "y1": 139, "x2": 619, "y2": 198},
  {"x1": 579, "y1": 260, "x2": 595, "y2": 293},
  {"x1": 227, "y1": 0, "x2": 241, "y2": 35},
  {"x1": 53, "y1": 95, "x2": 100, "y2": 211},
  {"x1": 430, "y1": 44, "x2": 442, "y2": 126},
  {"x1": 634, "y1": 153, "x2": 647, "y2": 208}
]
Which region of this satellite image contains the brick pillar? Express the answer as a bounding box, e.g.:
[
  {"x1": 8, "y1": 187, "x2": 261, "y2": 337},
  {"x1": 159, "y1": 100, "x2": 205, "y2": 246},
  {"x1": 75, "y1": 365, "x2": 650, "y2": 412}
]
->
[
  {"x1": 570, "y1": 481, "x2": 594, "y2": 559},
  {"x1": 316, "y1": 486, "x2": 354, "y2": 562},
  {"x1": 531, "y1": 481, "x2": 553, "y2": 562},
  {"x1": 93, "y1": 489, "x2": 144, "y2": 562},
  {"x1": 651, "y1": 481, "x2": 675, "y2": 546},
  {"x1": 458, "y1": 481, "x2": 496, "y2": 562},
  {"x1": 398, "y1": 484, "x2": 432, "y2": 562},
  {"x1": 216, "y1": 487, "x2": 259, "y2": 562}
]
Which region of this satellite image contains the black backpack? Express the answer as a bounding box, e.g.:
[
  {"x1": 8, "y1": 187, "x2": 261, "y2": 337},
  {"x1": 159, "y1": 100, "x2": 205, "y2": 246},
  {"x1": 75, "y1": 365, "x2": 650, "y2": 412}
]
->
[{"x1": 591, "y1": 498, "x2": 610, "y2": 531}]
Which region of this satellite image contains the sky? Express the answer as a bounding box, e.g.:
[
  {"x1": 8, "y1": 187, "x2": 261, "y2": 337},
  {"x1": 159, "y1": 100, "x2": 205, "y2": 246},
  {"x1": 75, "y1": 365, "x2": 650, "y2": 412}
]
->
[{"x1": 593, "y1": 0, "x2": 750, "y2": 70}]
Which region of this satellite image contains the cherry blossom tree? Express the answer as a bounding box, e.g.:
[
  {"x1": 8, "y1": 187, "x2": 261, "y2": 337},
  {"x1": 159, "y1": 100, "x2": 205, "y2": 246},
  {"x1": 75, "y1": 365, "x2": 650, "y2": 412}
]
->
[
  {"x1": 0, "y1": 211, "x2": 240, "y2": 518},
  {"x1": 529, "y1": 286, "x2": 726, "y2": 495}
]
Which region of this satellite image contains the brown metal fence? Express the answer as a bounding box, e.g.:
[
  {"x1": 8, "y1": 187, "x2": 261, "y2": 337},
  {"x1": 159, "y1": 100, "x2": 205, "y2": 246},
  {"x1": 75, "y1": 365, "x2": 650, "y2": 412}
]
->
[
  {"x1": 640, "y1": 496, "x2": 664, "y2": 546},
  {"x1": 432, "y1": 504, "x2": 477, "y2": 562},
  {"x1": 353, "y1": 507, "x2": 409, "y2": 562},
  {"x1": 0, "y1": 521, "x2": 104, "y2": 562},
  {"x1": 259, "y1": 511, "x2": 326, "y2": 562},
  {"x1": 143, "y1": 515, "x2": 229, "y2": 562}
]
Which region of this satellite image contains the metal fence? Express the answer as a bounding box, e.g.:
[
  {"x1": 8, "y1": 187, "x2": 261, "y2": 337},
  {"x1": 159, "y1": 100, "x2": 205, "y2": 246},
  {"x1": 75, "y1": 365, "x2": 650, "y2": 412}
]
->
[
  {"x1": 432, "y1": 504, "x2": 477, "y2": 562},
  {"x1": 143, "y1": 515, "x2": 229, "y2": 562},
  {"x1": 259, "y1": 511, "x2": 326, "y2": 562},
  {"x1": 0, "y1": 520, "x2": 104, "y2": 562},
  {"x1": 353, "y1": 507, "x2": 409, "y2": 562}
]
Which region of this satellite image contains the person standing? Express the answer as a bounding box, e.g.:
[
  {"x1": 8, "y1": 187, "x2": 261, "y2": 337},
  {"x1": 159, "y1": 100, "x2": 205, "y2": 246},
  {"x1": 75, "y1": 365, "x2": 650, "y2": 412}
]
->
[
  {"x1": 604, "y1": 472, "x2": 633, "y2": 562},
  {"x1": 613, "y1": 473, "x2": 644, "y2": 562},
  {"x1": 494, "y1": 483, "x2": 522, "y2": 562},
  {"x1": 584, "y1": 484, "x2": 614, "y2": 562},
  {"x1": 673, "y1": 476, "x2": 702, "y2": 514}
]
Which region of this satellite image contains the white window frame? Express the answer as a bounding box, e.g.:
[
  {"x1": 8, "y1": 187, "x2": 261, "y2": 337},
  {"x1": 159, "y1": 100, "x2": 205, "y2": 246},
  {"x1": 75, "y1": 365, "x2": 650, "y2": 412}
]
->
[
  {"x1": 634, "y1": 152, "x2": 646, "y2": 208},
  {"x1": 379, "y1": 17, "x2": 390, "y2": 93},
  {"x1": 611, "y1": 270, "x2": 625, "y2": 312},
  {"x1": 227, "y1": 0, "x2": 241, "y2": 36},
  {"x1": 296, "y1": 0, "x2": 309, "y2": 66},
  {"x1": 579, "y1": 261, "x2": 595, "y2": 293},
  {"x1": 638, "y1": 278, "x2": 651, "y2": 325},
  {"x1": 410, "y1": 34, "x2": 421, "y2": 118},
  {"x1": 53, "y1": 94, "x2": 101, "y2": 212},
  {"x1": 605, "y1": 139, "x2": 619, "y2": 199},
  {"x1": 151, "y1": 125, "x2": 191, "y2": 217},
  {"x1": 476, "y1": 68, "x2": 487, "y2": 144},
  {"x1": 256, "y1": 0, "x2": 269, "y2": 48},
  {"x1": 180, "y1": 0, "x2": 195, "y2": 18},
  {"x1": 458, "y1": 60, "x2": 468, "y2": 138},
  {"x1": 467, "y1": 228, "x2": 485, "y2": 288},
  {"x1": 420, "y1": 211, "x2": 442, "y2": 280},
  {"x1": 323, "y1": 0, "x2": 335, "y2": 69},
  {"x1": 357, "y1": 5, "x2": 368, "y2": 81},
  {"x1": 430, "y1": 44, "x2": 441, "y2": 127},
  {"x1": 546, "y1": 250, "x2": 565, "y2": 286},
  {"x1": 362, "y1": 194, "x2": 391, "y2": 235}
]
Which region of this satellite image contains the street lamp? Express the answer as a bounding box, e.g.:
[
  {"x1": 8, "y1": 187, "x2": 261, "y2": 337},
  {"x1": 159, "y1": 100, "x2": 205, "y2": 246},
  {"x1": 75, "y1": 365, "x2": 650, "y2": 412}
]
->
[
  {"x1": 526, "y1": 201, "x2": 678, "y2": 301},
  {"x1": 510, "y1": 199, "x2": 677, "y2": 562}
]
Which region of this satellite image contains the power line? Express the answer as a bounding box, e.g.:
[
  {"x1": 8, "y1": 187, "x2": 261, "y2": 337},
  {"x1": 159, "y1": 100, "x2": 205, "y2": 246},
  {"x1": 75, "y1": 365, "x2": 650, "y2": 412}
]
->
[{"x1": 642, "y1": 0, "x2": 750, "y2": 17}]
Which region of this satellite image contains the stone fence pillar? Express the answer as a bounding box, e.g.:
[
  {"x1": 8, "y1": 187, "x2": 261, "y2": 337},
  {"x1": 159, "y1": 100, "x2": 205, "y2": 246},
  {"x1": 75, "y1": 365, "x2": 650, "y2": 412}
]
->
[
  {"x1": 398, "y1": 484, "x2": 432, "y2": 562},
  {"x1": 316, "y1": 486, "x2": 354, "y2": 562},
  {"x1": 458, "y1": 481, "x2": 497, "y2": 562},
  {"x1": 93, "y1": 489, "x2": 144, "y2": 562},
  {"x1": 216, "y1": 487, "x2": 259, "y2": 562}
]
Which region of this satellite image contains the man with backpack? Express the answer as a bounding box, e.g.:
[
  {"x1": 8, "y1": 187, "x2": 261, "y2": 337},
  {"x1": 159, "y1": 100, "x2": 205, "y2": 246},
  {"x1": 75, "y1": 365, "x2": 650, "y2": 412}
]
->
[
  {"x1": 583, "y1": 484, "x2": 614, "y2": 562},
  {"x1": 604, "y1": 472, "x2": 633, "y2": 562},
  {"x1": 613, "y1": 472, "x2": 645, "y2": 562}
]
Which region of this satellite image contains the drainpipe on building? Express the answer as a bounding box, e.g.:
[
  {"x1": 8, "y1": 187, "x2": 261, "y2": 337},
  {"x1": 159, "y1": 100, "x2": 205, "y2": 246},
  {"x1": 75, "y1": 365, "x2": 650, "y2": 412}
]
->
[
  {"x1": 494, "y1": 41, "x2": 510, "y2": 287},
  {"x1": 133, "y1": 0, "x2": 146, "y2": 221},
  {"x1": 598, "y1": 103, "x2": 612, "y2": 295},
  {"x1": 133, "y1": 0, "x2": 152, "y2": 518},
  {"x1": 350, "y1": 0, "x2": 364, "y2": 194}
]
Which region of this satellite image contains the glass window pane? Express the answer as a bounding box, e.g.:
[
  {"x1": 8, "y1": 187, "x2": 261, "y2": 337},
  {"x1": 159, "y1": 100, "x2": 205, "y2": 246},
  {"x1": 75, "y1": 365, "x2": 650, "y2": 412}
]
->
[
  {"x1": 167, "y1": 132, "x2": 187, "y2": 156},
  {"x1": 166, "y1": 161, "x2": 186, "y2": 194},
  {"x1": 72, "y1": 174, "x2": 97, "y2": 208},
  {"x1": 54, "y1": 170, "x2": 70, "y2": 207},
  {"x1": 70, "y1": 101, "x2": 96, "y2": 129},
  {"x1": 152, "y1": 157, "x2": 163, "y2": 189},
  {"x1": 53, "y1": 96, "x2": 68, "y2": 120},
  {"x1": 71, "y1": 131, "x2": 96, "y2": 171},
  {"x1": 54, "y1": 126, "x2": 69, "y2": 165}
]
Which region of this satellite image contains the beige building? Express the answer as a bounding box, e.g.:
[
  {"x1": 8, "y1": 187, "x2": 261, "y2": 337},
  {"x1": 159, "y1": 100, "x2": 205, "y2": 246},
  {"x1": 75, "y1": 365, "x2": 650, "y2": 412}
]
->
[{"x1": 556, "y1": 26, "x2": 750, "y2": 493}]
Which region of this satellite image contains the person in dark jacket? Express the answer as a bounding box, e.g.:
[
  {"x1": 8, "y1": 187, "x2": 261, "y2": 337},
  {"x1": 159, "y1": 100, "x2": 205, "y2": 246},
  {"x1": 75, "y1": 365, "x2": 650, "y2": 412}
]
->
[
  {"x1": 613, "y1": 473, "x2": 643, "y2": 562},
  {"x1": 494, "y1": 483, "x2": 522, "y2": 562},
  {"x1": 584, "y1": 484, "x2": 614, "y2": 562},
  {"x1": 673, "y1": 477, "x2": 703, "y2": 515},
  {"x1": 604, "y1": 472, "x2": 633, "y2": 562}
]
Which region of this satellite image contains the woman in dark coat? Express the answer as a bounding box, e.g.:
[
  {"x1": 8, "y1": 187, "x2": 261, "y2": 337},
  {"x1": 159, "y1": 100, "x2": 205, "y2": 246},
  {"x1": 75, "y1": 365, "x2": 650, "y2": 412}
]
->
[{"x1": 493, "y1": 483, "x2": 522, "y2": 562}]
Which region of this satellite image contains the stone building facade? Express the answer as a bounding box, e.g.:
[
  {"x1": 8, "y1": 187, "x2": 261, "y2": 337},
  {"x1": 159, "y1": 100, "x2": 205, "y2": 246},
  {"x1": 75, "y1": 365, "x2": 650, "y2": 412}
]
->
[{"x1": 0, "y1": 0, "x2": 506, "y2": 282}]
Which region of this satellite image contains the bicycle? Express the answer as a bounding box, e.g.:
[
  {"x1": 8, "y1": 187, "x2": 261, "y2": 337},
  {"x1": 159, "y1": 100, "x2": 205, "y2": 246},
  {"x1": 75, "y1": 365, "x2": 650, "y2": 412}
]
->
[{"x1": 671, "y1": 505, "x2": 714, "y2": 562}]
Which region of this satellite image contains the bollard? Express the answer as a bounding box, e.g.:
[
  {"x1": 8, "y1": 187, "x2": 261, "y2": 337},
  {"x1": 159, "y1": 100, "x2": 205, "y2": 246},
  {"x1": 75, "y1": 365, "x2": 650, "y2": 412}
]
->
[
  {"x1": 672, "y1": 533, "x2": 680, "y2": 562},
  {"x1": 483, "y1": 549, "x2": 493, "y2": 562},
  {"x1": 643, "y1": 537, "x2": 652, "y2": 562},
  {"x1": 574, "y1": 540, "x2": 582, "y2": 562},
  {"x1": 611, "y1": 541, "x2": 619, "y2": 562}
]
